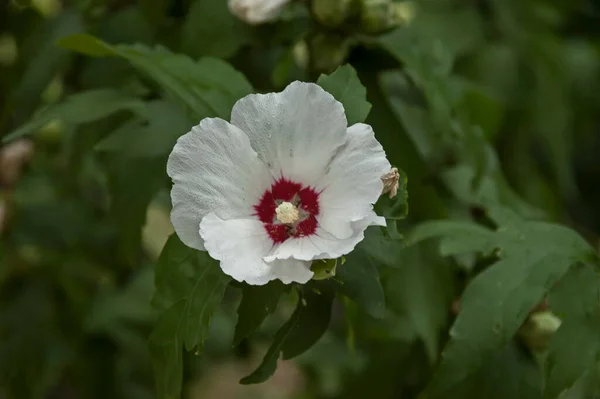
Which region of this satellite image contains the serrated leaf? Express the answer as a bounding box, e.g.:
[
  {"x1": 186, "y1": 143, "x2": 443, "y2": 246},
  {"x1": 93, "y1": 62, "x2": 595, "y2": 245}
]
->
[
  {"x1": 333, "y1": 247, "x2": 386, "y2": 319},
  {"x1": 149, "y1": 235, "x2": 231, "y2": 399},
  {"x1": 317, "y1": 64, "x2": 372, "y2": 125},
  {"x1": 57, "y1": 34, "x2": 253, "y2": 121},
  {"x1": 407, "y1": 206, "x2": 597, "y2": 397},
  {"x1": 241, "y1": 285, "x2": 334, "y2": 384},
  {"x1": 233, "y1": 282, "x2": 285, "y2": 346},
  {"x1": 4, "y1": 89, "x2": 145, "y2": 143},
  {"x1": 360, "y1": 227, "x2": 403, "y2": 266}
]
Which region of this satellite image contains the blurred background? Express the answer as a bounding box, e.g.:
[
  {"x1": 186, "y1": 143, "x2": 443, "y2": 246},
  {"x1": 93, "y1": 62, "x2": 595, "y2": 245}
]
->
[{"x1": 1, "y1": 0, "x2": 600, "y2": 398}]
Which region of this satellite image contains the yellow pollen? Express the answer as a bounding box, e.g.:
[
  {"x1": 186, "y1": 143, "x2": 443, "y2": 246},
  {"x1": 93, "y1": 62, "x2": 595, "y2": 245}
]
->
[{"x1": 275, "y1": 202, "x2": 299, "y2": 224}]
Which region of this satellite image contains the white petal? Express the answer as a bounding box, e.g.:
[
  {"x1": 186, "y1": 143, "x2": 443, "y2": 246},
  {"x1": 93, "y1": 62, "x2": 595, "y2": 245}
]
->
[
  {"x1": 264, "y1": 212, "x2": 386, "y2": 262},
  {"x1": 228, "y1": 0, "x2": 290, "y2": 24},
  {"x1": 200, "y1": 213, "x2": 313, "y2": 285},
  {"x1": 167, "y1": 118, "x2": 271, "y2": 251},
  {"x1": 230, "y1": 81, "x2": 347, "y2": 187},
  {"x1": 315, "y1": 123, "x2": 391, "y2": 239}
]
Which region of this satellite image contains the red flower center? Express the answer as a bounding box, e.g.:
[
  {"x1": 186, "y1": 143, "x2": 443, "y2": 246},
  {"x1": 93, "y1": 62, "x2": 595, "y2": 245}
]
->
[{"x1": 254, "y1": 178, "x2": 320, "y2": 244}]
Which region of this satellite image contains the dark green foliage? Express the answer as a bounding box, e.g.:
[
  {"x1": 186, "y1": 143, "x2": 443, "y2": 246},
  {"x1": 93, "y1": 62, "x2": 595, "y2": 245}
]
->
[{"x1": 1, "y1": 1, "x2": 600, "y2": 399}]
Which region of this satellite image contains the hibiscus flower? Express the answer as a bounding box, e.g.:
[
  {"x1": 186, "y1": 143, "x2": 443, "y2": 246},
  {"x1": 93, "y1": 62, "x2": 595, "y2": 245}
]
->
[{"x1": 167, "y1": 81, "x2": 391, "y2": 285}]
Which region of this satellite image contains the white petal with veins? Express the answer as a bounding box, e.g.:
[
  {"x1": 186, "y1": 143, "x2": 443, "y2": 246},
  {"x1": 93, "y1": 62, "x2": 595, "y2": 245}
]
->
[
  {"x1": 167, "y1": 118, "x2": 271, "y2": 251},
  {"x1": 231, "y1": 82, "x2": 347, "y2": 187},
  {"x1": 200, "y1": 213, "x2": 313, "y2": 285}
]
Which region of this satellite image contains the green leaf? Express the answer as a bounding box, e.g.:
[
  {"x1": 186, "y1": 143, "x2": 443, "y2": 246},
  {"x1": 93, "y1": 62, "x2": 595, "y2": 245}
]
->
[
  {"x1": 544, "y1": 263, "x2": 600, "y2": 399},
  {"x1": 407, "y1": 206, "x2": 597, "y2": 397},
  {"x1": 360, "y1": 227, "x2": 403, "y2": 267},
  {"x1": 148, "y1": 302, "x2": 185, "y2": 399},
  {"x1": 239, "y1": 299, "x2": 302, "y2": 385},
  {"x1": 85, "y1": 266, "x2": 156, "y2": 335},
  {"x1": 149, "y1": 235, "x2": 231, "y2": 398},
  {"x1": 12, "y1": 10, "x2": 84, "y2": 120},
  {"x1": 57, "y1": 34, "x2": 253, "y2": 121},
  {"x1": 4, "y1": 89, "x2": 145, "y2": 143},
  {"x1": 407, "y1": 220, "x2": 496, "y2": 257},
  {"x1": 181, "y1": 0, "x2": 248, "y2": 59},
  {"x1": 382, "y1": 242, "x2": 453, "y2": 363},
  {"x1": 241, "y1": 285, "x2": 335, "y2": 384},
  {"x1": 95, "y1": 100, "x2": 192, "y2": 157},
  {"x1": 317, "y1": 64, "x2": 372, "y2": 125},
  {"x1": 106, "y1": 156, "x2": 166, "y2": 266},
  {"x1": 444, "y1": 340, "x2": 543, "y2": 399},
  {"x1": 233, "y1": 282, "x2": 285, "y2": 346},
  {"x1": 281, "y1": 285, "x2": 335, "y2": 359},
  {"x1": 334, "y1": 246, "x2": 386, "y2": 319}
]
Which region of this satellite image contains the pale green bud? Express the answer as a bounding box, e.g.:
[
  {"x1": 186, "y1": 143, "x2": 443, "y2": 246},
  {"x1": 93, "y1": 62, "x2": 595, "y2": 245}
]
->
[
  {"x1": 518, "y1": 311, "x2": 562, "y2": 352},
  {"x1": 0, "y1": 34, "x2": 18, "y2": 66},
  {"x1": 36, "y1": 119, "x2": 66, "y2": 143},
  {"x1": 41, "y1": 76, "x2": 64, "y2": 104},
  {"x1": 359, "y1": 0, "x2": 415, "y2": 35},
  {"x1": 309, "y1": 33, "x2": 350, "y2": 74},
  {"x1": 311, "y1": 258, "x2": 337, "y2": 280},
  {"x1": 312, "y1": 0, "x2": 357, "y2": 28},
  {"x1": 31, "y1": 0, "x2": 62, "y2": 17}
]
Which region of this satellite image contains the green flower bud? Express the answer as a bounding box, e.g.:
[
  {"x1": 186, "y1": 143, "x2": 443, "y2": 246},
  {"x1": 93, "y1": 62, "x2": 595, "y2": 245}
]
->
[
  {"x1": 36, "y1": 119, "x2": 65, "y2": 143},
  {"x1": 311, "y1": 258, "x2": 337, "y2": 280},
  {"x1": 309, "y1": 33, "x2": 350, "y2": 74},
  {"x1": 518, "y1": 311, "x2": 562, "y2": 352},
  {"x1": 41, "y1": 76, "x2": 64, "y2": 104},
  {"x1": 359, "y1": 0, "x2": 415, "y2": 35},
  {"x1": 312, "y1": 0, "x2": 357, "y2": 28},
  {"x1": 31, "y1": 0, "x2": 62, "y2": 17},
  {"x1": 0, "y1": 34, "x2": 18, "y2": 66}
]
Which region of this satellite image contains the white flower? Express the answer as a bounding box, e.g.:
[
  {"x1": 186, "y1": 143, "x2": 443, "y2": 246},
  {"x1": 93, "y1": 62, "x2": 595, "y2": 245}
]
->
[
  {"x1": 228, "y1": 0, "x2": 290, "y2": 25},
  {"x1": 167, "y1": 82, "x2": 391, "y2": 285}
]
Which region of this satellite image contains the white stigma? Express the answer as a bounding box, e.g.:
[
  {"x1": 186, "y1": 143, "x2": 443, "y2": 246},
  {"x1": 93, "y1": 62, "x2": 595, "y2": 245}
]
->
[{"x1": 275, "y1": 201, "x2": 300, "y2": 224}]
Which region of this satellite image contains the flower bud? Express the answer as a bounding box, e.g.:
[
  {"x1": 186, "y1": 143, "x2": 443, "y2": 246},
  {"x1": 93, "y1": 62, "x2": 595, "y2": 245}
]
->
[
  {"x1": 31, "y1": 0, "x2": 62, "y2": 17},
  {"x1": 518, "y1": 310, "x2": 562, "y2": 352},
  {"x1": 0, "y1": 34, "x2": 18, "y2": 66},
  {"x1": 359, "y1": 0, "x2": 415, "y2": 35},
  {"x1": 311, "y1": 259, "x2": 337, "y2": 280},
  {"x1": 41, "y1": 76, "x2": 64, "y2": 104},
  {"x1": 312, "y1": 0, "x2": 357, "y2": 28},
  {"x1": 228, "y1": 0, "x2": 291, "y2": 25},
  {"x1": 309, "y1": 33, "x2": 350, "y2": 74}
]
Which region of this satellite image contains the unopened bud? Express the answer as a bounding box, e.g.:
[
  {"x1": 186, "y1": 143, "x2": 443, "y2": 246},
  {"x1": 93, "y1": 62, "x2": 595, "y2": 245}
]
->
[
  {"x1": 42, "y1": 76, "x2": 64, "y2": 104},
  {"x1": 228, "y1": 0, "x2": 290, "y2": 25},
  {"x1": 359, "y1": 0, "x2": 415, "y2": 35},
  {"x1": 311, "y1": 258, "x2": 337, "y2": 280},
  {"x1": 381, "y1": 167, "x2": 400, "y2": 198},
  {"x1": 312, "y1": 0, "x2": 357, "y2": 28},
  {"x1": 0, "y1": 34, "x2": 18, "y2": 66},
  {"x1": 518, "y1": 310, "x2": 562, "y2": 352},
  {"x1": 309, "y1": 33, "x2": 350, "y2": 74},
  {"x1": 31, "y1": 0, "x2": 62, "y2": 17}
]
